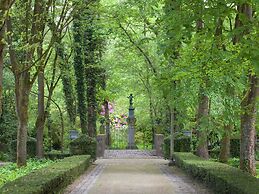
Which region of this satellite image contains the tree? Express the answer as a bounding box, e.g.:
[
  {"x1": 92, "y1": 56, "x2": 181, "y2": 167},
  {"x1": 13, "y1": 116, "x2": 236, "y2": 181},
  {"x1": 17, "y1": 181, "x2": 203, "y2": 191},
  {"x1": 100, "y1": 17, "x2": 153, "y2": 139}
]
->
[
  {"x1": 73, "y1": 6, "x2": 88, "y2": 134},
  {"x1": 0, "y1": 0, "x2": 12, "y2": 118},
  {"x1": 234, "y1": 2, "x2": 258, "y2": 176}
]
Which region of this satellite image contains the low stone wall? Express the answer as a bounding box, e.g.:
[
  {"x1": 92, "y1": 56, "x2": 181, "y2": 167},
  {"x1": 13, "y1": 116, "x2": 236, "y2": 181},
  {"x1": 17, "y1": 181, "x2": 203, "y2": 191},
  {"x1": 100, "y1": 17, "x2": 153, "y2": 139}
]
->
[
  {"x1": 96, "y1": 134, "x2": 106, "y2": 158},
  {"x1": 155, "y1": 134, "x2": 164, "y2": 157}
]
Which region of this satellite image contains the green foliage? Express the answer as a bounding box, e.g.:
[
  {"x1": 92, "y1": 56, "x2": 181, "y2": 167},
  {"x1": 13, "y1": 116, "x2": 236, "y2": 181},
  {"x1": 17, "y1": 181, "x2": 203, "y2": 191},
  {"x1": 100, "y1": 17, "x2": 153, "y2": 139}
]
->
[
  {"x1": 0, "y1": 158, "x2": 53, "y2": 188},
  {"x1": 9, "y1": 137, "x2": 37, "y2": 161},
  {"x1": 228, "y1": 158, "x2": 240, "y2": 168},
  {"x1": 230, "y1": 139, "x2": 240, "y2": 158},
  {"x1": 0, "y1": 155, "x2": 91, "y2": 194},
  {"x1": 45, "y1": 150, "x2": 71, "y2": 160},
  {"x1": 173, "y1": 152, "x2": 259, "y2": 194},
  {"x1": 163, "y1": 136, "x2": 192, "y2": 159},
  {"x1": 174, "y1": 136, "x2": 192, "y2": 153},
  {"x1": 69, "y1": 135, "x2": 97, "y2": 159}
]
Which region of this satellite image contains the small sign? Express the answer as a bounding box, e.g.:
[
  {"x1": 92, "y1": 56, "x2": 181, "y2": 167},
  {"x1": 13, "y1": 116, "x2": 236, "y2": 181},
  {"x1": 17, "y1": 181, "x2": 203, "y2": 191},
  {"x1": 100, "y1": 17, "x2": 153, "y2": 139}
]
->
[
  {"x1": 69, "y1": 130, "x2": 79, "y2": 140},
  {"x1": 183, "y1": 131, "x2": 192, "y2": 137}
]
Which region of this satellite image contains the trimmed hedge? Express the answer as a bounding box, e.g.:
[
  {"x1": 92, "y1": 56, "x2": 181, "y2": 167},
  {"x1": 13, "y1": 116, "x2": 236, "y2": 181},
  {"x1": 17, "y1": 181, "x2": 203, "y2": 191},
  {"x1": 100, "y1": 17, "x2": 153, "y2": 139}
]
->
[
  {"x1": 0, "y1": 155, "x2": 91, "y2": 194},
  {"x1": 173, "y1": 152, "x2": 259, "y2": 194}
]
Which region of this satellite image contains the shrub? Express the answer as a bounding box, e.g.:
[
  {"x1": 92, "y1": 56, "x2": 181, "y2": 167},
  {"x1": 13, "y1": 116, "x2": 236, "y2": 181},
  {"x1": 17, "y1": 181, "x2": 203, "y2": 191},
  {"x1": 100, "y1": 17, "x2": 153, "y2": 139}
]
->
[
  {"x1": 230, "y1": 139, "x2": 240, "y2": 157},
  {"x1": 0, "y1": 158, "x2": 53, "y2": 188},
  {"x1": 9, "y1": 137, "x2": 36, "y2": 161},
  {"x1": 163, "y1": 136, "x2": 191, "y2": 159},
  {"x1": 175, "y1": 136, "x2": 191, "y2": 152},
  {"x1": 45, "y1": 150, "x2": 71, "y2": 160},
  {"x1": 173, "y1": 152, "x2": 259, "y2": 194},
  {"x1": 0, "y1": 155, "x2": 91, "y2": 194},
  {"x1": 163, "y1": 136, "x2": 170, "y2": 159},
  {"x1": 69, "y1": 134, "x2": 96, "y2": 159}
]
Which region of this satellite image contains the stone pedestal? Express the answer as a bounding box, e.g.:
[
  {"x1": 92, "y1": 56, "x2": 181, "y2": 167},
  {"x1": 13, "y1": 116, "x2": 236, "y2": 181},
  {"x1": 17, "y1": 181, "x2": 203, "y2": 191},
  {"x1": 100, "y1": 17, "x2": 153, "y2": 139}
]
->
[
  {"x1": 126, "y1": 106, "x2": 137, "y2": 149},
  {"x1": 155, "y1": 134, "x2": 164, "y2": 157},
  {"x1": 96, "y1": 134, "x2": 106, "y2": 158}
]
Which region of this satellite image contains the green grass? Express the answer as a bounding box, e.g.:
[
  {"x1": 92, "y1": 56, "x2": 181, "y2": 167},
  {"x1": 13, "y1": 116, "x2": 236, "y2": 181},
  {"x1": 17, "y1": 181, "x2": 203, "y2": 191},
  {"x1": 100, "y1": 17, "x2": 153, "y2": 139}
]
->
[
  {"x1": 256, "y1": 162, "x2": 259, "y2": 178},
  {"x1": 0, "y1": 158, "x2": 54, "y2": 188}
]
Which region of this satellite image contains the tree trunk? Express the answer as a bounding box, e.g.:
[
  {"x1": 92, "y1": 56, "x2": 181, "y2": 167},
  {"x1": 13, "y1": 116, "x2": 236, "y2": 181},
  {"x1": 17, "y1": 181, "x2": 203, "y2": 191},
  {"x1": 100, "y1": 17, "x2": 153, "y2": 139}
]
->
[
  {"x1": 73, "y1": 16, "x2": 88, "y2": 134},
  {"x1": 15, "y1": 72, "x2": 31, "y2": 167},
  {"x1": 219, "y1": 125, "x2": 232, "y2": 163},
  {"x1": 240, "y1": 74, "x2": 258, "y2": 176},
  {"x1": 86, "y1": 68, "x2": 97, "y2": 138},
  {"x1": 149, "y1": 96, "x2": 155, "y2": 148},
  {"x1": 104, "y1": 100, "x2": 111, "y2": 146},
  {"x1": 36, "y1": 71, "x2": 44, "y2": 158},
  {"x1": 196, "y1": 88, "x2": 209, "y2": 159},
  {"x1": 58, "y1": 44, "x2": 76, "y2": 127},
  {"x1": 47, "y1": 112, "x2": 52, "y2": 151},
  {"x1": 0, "y1": 0, "x2": 10, "y2": 117},
  {"x1": 0, "y1": 26, "x2": 4, "y2": 118},
  {"x1": 233, "y1": 3, "x2": 257, "y2": 176}
]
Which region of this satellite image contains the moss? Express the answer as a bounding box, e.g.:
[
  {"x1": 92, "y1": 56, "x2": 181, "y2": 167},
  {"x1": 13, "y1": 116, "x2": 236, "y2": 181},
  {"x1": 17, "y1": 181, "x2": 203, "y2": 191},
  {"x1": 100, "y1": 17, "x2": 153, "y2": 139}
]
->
[
  {"x1": 0, "y1": 155, "x2": 91, "y2": 194},
  {"x1": 173, "y1": 152, "x2": 259, "y2": 194}
]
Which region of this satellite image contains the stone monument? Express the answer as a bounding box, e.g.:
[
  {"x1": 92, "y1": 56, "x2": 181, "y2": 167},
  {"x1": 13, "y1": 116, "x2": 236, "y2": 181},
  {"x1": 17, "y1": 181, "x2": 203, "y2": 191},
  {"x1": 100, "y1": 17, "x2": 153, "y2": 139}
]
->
[{"x1": 126, "y1": 94, "x2": 137, "y2": 149}]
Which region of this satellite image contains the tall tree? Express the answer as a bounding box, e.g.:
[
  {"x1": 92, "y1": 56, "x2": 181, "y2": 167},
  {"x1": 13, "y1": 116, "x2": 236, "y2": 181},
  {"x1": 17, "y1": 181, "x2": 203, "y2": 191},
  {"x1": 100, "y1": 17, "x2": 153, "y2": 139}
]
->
[
  {"x1": 58, "y1": 43, "x2": 77, "y2": 129},
  {"x1": 234, "y1": 3, "x2": 258, "y2": 176},
  {"x1": 0, "y1": 0, "x2": 12, "y2": 118},
  {"x1": 6, "y1": 0, "x2": 48, "y2": 166}
]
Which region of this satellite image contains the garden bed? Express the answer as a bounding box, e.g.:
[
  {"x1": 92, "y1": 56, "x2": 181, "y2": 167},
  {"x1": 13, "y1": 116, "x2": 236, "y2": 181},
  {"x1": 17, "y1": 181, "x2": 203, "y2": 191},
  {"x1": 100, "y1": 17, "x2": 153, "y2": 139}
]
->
[
  {"x1": 172, "y1": 152, "x2": 259, "y2": 194},
  {"x1": 0, "y1": 155, "x2": 91, "y2": 194}
]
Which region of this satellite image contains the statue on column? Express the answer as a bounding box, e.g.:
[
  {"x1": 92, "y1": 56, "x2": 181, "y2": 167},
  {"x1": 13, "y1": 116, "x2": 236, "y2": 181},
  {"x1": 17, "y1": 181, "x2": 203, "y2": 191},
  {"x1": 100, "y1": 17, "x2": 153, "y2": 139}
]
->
[
  {"x1": 126, "y1": 94, "x2": 137, "y2": 149},
  {"x1": 128, "y1": 94, "x2": 134, "y2": 107}
]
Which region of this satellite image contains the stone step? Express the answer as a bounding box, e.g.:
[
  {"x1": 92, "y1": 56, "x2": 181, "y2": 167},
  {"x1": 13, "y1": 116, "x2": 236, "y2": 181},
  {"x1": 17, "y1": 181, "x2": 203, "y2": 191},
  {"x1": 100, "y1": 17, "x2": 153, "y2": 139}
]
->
[{"x1": 103, "y1": 149, "x2": 160, "y2": 159}]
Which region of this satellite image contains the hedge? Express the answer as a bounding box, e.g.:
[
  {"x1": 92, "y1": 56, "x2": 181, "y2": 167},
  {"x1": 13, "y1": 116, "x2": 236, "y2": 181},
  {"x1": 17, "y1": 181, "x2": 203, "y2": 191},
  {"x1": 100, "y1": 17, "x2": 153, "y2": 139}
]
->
[
  {"x1": 0, "y1": 155, "x2": 91, "y2": 194},
  {"x1": 173, "y1": 152, "x2": 259, "y2": 194}
]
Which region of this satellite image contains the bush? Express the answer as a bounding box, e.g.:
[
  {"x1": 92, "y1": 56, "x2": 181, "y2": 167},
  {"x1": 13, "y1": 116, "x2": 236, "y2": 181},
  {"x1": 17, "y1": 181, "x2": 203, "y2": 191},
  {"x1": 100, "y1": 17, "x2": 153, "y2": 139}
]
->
[
  {"x1": 9, "y1": 137, "x2": 36, "y2": 161},
  {"x1": 230, "y1": 139, "x2": 240, "y2": 157},
  {"x1": 69, "y1": 134, "x2": 96, "y2": 159},
  {"x1": 0, "y1": 155, "x2": 91, "y2": 194},
  {"x1": 173, "y1": 152, "x2": 259, "y2": 194},
  {"x1": 45, "y1": 150, "x2": 71, "y2": 160},
  {"x1": 163, "y1": 136, "x2": 170, "y2": 159},
  {"x1": 175, "y1": 136, "x2": 191, "y2": 152},
  {"x1": 0, "y1": 158, "x2": 53, "y2": 187},
  {"x1": 163, "y1": 136, "x2": 191, "y2": 159}
]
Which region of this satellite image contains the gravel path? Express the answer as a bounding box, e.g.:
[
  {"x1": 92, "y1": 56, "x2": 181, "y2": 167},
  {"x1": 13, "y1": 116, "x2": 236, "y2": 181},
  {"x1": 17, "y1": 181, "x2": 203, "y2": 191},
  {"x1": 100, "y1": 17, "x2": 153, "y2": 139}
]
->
[{"x1": 64, "y1": 158, "x2": 213, "y2": 194}]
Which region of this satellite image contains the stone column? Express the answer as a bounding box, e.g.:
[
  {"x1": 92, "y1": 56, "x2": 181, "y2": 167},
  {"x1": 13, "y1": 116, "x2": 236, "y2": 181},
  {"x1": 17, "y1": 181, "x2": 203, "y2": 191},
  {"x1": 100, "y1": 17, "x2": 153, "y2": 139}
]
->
[
  {"x1": 96, "y1": 134, "x2": 106, "y2": 157},
  {"x1": 126, "y1": 94, "x2": 137, "y2": 149}
]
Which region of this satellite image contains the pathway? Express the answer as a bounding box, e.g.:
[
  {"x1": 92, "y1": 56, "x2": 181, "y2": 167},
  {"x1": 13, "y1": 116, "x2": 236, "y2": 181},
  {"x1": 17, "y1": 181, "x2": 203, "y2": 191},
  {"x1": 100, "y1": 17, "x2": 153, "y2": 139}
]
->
[{"x1": 64, "y1": 150, "x2": 213, "y2": 194}]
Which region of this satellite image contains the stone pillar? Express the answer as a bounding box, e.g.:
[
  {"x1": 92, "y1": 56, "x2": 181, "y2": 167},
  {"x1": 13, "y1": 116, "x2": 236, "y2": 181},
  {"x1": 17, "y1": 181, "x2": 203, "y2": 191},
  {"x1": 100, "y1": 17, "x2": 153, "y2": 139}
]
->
[
  {"x1": 96, "y1": 134, "x2": 106, "y2": 158},
  {"x1": 126, "y1": 94, "x2": 138, "y2": 149},
  {"x1": 155, "y1": 134, "x2": 164, "y2": 157}
]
